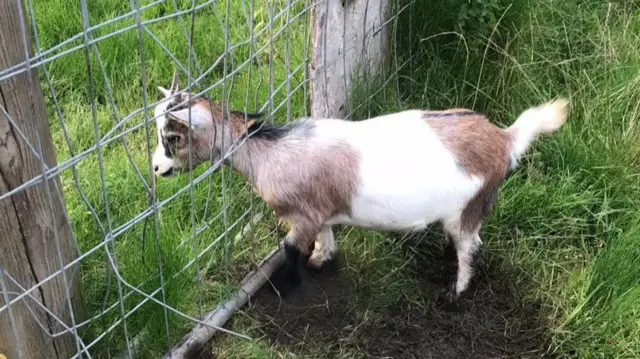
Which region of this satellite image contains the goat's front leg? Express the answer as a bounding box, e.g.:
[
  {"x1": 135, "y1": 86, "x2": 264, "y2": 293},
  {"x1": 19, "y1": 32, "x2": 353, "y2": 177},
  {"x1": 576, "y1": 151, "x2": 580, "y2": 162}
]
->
[
  {"x1": 308, "y1": 225, "x2": 337, "y2": 269},
  {"x1": 282, "y1": 221, "x2": 320, "y2": 288}
]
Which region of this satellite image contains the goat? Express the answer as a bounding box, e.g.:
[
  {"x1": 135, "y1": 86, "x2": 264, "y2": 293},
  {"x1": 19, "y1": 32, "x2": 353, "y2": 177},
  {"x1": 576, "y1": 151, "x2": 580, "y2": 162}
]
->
[{"x1": 151, "y1": 71, "x2": 569, "y2": 301}]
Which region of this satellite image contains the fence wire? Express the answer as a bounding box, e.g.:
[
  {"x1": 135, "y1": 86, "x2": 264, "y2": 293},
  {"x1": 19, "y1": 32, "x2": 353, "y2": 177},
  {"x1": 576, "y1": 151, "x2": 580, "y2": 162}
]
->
[{"x1": 0, "y1": 0, "x2": 410, "y2": 357}]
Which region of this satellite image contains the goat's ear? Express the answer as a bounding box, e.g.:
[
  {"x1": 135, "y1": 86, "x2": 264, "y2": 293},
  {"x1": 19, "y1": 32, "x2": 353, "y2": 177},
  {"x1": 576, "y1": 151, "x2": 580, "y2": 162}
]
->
[
  {"x1": 236, "y1": 119, "x2": 256, "y2": 136},
  {"x1": 157, "y1": 86, "x2": 172, "y2": 98},
  {"x1": 157, "y1": 70, "x2": 181, "y2": 98},
  {"x1": 167, "y1": 107, "x2": 211, "y2": 130}
]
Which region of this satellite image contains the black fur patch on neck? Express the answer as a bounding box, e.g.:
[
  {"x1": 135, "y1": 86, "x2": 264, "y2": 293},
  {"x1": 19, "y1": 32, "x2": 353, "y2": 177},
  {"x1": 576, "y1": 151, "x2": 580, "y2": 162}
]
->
[
  {"x1": 244, "y1": 119, "x2": 293, "y2": 141},
  {"x1": 229, "y1": 110, "x2": 263, "y2": 120}
]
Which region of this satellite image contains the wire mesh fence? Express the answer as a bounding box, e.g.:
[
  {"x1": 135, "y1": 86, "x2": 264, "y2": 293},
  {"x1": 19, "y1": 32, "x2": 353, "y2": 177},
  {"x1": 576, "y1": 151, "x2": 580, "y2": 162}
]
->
[{"x1": 0, "y1": 0, "x2": 411, "y2": 357}]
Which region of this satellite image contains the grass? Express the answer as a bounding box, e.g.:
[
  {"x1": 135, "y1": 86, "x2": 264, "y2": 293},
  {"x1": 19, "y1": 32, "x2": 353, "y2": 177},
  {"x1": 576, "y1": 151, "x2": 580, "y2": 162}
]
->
[
  {"x1": 24, "y1": 0, "x2": 640, "y2": 357},
  {"x1": 29, "y1": 0, "x2": 309, "y2": 357}
]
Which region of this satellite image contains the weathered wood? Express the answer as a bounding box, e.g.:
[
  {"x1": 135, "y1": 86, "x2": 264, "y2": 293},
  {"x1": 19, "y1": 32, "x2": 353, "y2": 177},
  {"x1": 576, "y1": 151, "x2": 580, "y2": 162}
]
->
[
  {"x1": 310, "y1": 0, "x2": 392, "y2": 119},
  {"x1": 0, "y1": 0, "x2": 85, "y2": 358}
]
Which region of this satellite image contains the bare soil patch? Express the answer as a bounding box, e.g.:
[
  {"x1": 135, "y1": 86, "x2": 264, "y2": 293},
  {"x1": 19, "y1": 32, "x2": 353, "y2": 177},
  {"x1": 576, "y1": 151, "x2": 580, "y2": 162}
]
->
[{"x1": 241, "y1": 240, "x2": 550, "y2": 359}]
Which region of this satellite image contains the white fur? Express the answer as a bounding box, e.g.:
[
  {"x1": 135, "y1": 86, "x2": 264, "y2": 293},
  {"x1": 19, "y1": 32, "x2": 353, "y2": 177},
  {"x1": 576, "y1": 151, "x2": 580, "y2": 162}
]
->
[
  {"x1": 169, "y1": 106, "x2": 213, "y2": 129},
  {"x1": 309, "y1": 226, "x2": 336, "y2": 268},
  {"x1": 507, "y1": 99, "x2": 569, "y2": 169},
  {"x1": 314, "y1": 111, "x2": 484, "y2": 231},
  {"x1": 152, "y1": 143, "x2": 175, "y2": 176},
  {"x1": 152, "y1": 96, "x2": 175, "y2": 176}
]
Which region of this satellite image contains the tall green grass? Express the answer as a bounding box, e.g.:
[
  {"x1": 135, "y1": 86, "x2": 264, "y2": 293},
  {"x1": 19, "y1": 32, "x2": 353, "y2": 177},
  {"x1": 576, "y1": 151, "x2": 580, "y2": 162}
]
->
[
  {"x1": 28, "y1": 0, "x2": 640, "y2": 357},
  {"x1": 343, "y1": 0, "x2": 640, "y2": 357},
  {"x1": 384, "y1": 0, "x2": 640, "y2": 357}
]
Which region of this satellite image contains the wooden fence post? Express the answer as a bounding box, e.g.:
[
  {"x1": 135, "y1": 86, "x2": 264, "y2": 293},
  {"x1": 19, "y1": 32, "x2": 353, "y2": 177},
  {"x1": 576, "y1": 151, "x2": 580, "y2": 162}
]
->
[
  {"x1": 310, "y1": 0, "x2": 392, "y2": 119},
  {"x1": 0, "y1": 0, "x2": 85, "y2": 358}
]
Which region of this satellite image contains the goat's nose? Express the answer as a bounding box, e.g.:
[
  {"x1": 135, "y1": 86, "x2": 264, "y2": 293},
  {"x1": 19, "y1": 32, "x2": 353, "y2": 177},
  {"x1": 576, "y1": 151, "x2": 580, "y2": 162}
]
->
[{"x1": 153, "y1": 165, "x2": 159, "y2": 172}]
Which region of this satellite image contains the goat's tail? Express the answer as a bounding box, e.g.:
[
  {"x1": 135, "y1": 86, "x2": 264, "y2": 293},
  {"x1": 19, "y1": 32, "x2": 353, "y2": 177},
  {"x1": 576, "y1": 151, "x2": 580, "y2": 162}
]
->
[{"x1": 506, "y1": 98, "x2": 569, "y2": 168}]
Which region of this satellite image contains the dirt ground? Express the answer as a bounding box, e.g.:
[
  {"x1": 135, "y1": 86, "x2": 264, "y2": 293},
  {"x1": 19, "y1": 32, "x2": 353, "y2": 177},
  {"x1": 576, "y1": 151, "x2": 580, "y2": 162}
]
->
[{"x1": 211, "y1": 238, "x2": 551, "y2": 359}]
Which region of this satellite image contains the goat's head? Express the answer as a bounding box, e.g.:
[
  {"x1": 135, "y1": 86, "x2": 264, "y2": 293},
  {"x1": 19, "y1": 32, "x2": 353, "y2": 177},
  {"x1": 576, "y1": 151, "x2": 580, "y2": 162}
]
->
[{"x1": 152, "y1": 71, "x2": 259, "y2": 178}]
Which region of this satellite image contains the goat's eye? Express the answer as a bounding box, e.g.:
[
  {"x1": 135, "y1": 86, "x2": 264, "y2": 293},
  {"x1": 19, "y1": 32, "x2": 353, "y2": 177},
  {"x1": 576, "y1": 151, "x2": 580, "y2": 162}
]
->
[{"x1": 165, "y1": 135, "x2": 180, "y2": 144}]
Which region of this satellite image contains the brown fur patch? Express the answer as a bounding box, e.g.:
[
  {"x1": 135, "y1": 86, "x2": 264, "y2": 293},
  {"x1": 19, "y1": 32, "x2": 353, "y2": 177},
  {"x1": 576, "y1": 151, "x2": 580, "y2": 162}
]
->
[
  {"x1": 235, "y1": 138, "x2": 360, "y2": 255},
  {"x1": 161, "y1": 97, "x2": 257, "y2": 169},
  {"x1": 171, "y1": 96, "x2": 254, "y2": 132},
  {"x1": 161, "y1": 119, "x2": 214, "y2": 170},
  {"x1": 424, "y1": 111, "x2": 512, "y2": 233},
  {"x1": 160, "y1": 94, "x2": 360, "y2": 252}
]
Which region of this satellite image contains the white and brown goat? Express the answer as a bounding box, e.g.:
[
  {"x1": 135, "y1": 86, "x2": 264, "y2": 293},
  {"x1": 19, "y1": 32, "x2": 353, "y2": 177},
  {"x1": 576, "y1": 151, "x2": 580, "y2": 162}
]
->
[{"x1": 152, "y1": 71, "x2": 569, "y2": 301}]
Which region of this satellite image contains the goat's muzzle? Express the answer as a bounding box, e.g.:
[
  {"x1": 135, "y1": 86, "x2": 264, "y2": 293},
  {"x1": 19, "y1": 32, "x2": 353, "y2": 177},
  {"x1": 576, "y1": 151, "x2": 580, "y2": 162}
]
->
[{"x1": 158, "y1": 167, "x2": 175, "y2": 178}]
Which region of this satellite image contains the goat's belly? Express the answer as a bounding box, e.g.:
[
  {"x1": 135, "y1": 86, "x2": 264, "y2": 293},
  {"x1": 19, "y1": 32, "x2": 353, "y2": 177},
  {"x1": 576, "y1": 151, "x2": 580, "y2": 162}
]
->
[
  {"x1": 328, "y1": 168, "x2": 484, "y2": 232},
  {"x1": 326, "y1": 213, "x2": 431, "y2": 232},
  {"x1": 341, "y1": 194, "x2": 464, "y2": 231}
]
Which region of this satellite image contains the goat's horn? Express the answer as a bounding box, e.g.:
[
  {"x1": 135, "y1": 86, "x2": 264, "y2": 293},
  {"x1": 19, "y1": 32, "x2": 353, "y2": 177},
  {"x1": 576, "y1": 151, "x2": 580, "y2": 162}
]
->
[{"x1": 170, "y1": 69, "x2": 180, "y2": 94}]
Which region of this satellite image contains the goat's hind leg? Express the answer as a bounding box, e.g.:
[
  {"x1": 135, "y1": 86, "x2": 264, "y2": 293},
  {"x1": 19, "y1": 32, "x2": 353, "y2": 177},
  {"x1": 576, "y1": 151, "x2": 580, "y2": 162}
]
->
[
  {"x1": 443, "y1": 220, "x2": 482, "y2": 303},
  {"x1": 308, "y1": 225, "x2": 337, "y2": 269}
]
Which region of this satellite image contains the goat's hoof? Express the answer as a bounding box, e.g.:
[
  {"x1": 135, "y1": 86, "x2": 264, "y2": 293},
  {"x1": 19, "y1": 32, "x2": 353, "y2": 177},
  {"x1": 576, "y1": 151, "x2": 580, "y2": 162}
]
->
[
  {"x1": 281, "y1": 262, "x2": 302, "y2": 289},
  {"x1": 447, "y1": 282, "x2": 460, "y2": 301},
  {"x1": 272, "y1": 279, "x2": 302, "y2": 299},
  {"x1": 307, "y1": 253, "x2": 326, "y2": 269},
  {"x1": 307, "y1": 250, "x2": 338, "y2": 270},
  {"x1": 286, "y1": 270, "x2": 302, "y2": 287},
  {"x1": 445, "y1": 291, "x2": 458, "y2": 304},
  {"x1": 437, "y1": 283, "x2": 461, "y2": 311},
  {"x1": 268, "y1": 269, "x2": 302, "y2": 299}
]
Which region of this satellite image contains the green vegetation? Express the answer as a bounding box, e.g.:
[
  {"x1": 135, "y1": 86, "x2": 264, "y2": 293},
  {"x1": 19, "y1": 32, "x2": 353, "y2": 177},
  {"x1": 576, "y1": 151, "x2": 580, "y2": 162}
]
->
[
  {"x1": 397, "y1": 1, "x2": 640, "y2": 357},
  {"x1": 31, "y1": 0, "x2": 308, "y2": 356},
  {"x1": 28, "y1": 0, "x2": 640, "y2": 357}
]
